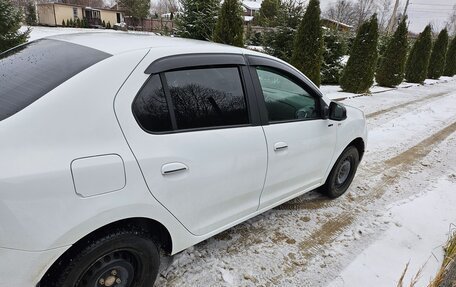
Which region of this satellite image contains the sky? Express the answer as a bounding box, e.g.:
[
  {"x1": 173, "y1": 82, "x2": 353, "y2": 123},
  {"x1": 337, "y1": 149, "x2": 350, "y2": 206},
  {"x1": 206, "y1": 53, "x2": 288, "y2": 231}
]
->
[{"x1": 319, "y1": 0, "x2": 455, "y2": 33}]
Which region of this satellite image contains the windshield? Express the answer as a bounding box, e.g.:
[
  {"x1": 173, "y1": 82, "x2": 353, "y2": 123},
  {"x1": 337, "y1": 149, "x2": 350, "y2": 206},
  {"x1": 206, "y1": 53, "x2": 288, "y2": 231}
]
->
[{"x1": 0, "y1": 39, "x2": 111, "y2": 121}]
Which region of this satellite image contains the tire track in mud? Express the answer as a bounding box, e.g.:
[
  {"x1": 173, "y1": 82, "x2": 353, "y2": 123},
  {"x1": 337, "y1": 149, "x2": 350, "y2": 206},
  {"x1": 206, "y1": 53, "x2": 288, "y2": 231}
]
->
[{"x1": 365, "y1": 91, "x2": 451, "y2": 119}]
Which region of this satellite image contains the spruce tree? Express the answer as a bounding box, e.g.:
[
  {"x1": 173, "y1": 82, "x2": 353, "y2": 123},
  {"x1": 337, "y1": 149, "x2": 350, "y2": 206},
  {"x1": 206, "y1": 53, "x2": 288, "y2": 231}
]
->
[
  {"x1": 444, "y1": 36, "x2": 456, "y2": 76},
  {"x1": 25, "y1": 1, "x2": 37, "y2": 26},
  {"x1": 256, "y1": 0, "x2": 280, "y2": 27},
  {"x1": 405, "y1": 25, "x2": 432, "y2": 83},
  {"x1": 376, "y1": 18, "x2": 408, "y2": 87},
  {"x1": 213, "y1": 0, "x2": 244, "y2": 47},
  {"x1": 291, "y1": 0, "x2": 323, "y2": 87},
  {"x1": 340, "y1": 15, "x2": 379, "y2": 93},
  {"x1": 428, "y1": 28, "x2": 449, "y2": 79},
  {"x1": 0, "y1": 0, "x2": 30, "y2": 53},
  {"x1": 176, "y1": 0, "x2": 220, "y2": 41}
]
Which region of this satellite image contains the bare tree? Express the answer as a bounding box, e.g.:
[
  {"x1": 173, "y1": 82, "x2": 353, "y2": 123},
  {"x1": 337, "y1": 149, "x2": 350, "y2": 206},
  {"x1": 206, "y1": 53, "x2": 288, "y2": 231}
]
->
[
  {"x1": 323, "y1": 0, "x2": 357, "y2": 27},
  {"x1": 377, "y1": 0, "x2": 394, "y2": 32},
  {"x1": 151, "y1": 0, "x2": 179, "y2": 16},
  {"x1": 353, "y1": 0, "x2": 376, "y2": 29},
  {"x1": 446, "y1": 4, "x2": 456, "y2": 36}
]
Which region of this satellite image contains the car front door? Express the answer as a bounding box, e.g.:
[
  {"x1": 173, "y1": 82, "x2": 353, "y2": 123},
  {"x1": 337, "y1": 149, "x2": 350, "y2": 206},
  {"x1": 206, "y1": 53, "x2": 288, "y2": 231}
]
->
[
  {"x1": 115, "y1": 55, "x2": 267, "y2": 236},
  {"x1": 248, "y1": 57, "x2": 337, "y2": 209}
]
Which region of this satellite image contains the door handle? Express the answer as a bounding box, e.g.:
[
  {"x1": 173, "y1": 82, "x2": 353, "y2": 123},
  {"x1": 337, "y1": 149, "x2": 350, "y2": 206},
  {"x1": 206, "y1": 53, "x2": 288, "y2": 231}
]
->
[
  {"x1": 161, "y1": 162, "x2": 189, "y2": 175},
  {"x1": 274, "y1": 142, "x2": 288, "y2": 151}
]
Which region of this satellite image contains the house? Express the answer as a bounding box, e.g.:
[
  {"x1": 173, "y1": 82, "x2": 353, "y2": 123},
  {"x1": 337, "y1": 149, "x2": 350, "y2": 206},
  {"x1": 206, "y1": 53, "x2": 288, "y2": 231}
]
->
[
  {"x1": 37, "y1": 3, "x2": 124, "y2": 27},
  {"x1": 321, "y1": 18, "x2": 353, "y2": 32},
  {"x1": 242, "y1": 0, "x2": 263, "y2": 17}
]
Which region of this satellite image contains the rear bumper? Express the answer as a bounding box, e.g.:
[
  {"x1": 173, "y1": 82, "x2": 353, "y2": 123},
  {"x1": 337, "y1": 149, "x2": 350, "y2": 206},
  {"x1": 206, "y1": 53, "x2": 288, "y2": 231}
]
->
[{"x1": 0, "y1": 245, "x2": 69, "y2": 287}]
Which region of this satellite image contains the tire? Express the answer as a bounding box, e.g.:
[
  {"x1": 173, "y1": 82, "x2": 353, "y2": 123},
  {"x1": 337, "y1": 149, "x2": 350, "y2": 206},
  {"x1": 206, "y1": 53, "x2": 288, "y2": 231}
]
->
[
  {"x1": 321, "y1": 146, "x2": 359, "y2": 198},
  {"x1": 50, "y1": 229, "x2": 160, "y2": 287}
]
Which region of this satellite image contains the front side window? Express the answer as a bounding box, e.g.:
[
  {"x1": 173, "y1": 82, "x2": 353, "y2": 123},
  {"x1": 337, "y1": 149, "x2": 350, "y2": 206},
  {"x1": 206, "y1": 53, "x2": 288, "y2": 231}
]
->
[
  {"x1": 165, "y1": 67, "x2": 249, "y2": 130},
  {"x1": 256, "y1": 67, "x2": 319, "y2": 122}
]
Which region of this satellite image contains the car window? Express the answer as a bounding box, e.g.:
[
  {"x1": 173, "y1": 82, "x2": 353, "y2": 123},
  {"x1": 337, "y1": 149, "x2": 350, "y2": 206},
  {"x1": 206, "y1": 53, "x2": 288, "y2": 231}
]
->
[
  {"x1": 133, "y1": 74, "x2": 173, "y2": 132},
  {"x1": 165, "y1": 67, "x2": 249, "y2": 130},
  {"x1": 256, "y1": 67, "x2": 319, "y2": 122},
  {"x1": 0, "y1": 39, "x2": 111, "y2": 122}
]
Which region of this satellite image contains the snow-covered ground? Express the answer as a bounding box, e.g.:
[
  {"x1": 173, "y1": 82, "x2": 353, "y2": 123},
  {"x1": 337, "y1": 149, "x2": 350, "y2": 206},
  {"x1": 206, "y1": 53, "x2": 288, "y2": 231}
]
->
[{"x1": 24, "y1": 26, "x2": 456, "y2": 286}]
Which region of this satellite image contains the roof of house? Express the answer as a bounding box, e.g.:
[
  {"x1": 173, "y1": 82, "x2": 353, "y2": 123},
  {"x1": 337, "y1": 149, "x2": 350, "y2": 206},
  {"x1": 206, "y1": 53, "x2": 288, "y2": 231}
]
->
[
  {"x1": 321, "y1": 18, "x2": 353, "y2": 29},
  {"x1": 242, "y1": 0, "x2": 263, "y2": 11},
  {"x1": 37, "y1": 2, "x2": 121, "y2": 12}
]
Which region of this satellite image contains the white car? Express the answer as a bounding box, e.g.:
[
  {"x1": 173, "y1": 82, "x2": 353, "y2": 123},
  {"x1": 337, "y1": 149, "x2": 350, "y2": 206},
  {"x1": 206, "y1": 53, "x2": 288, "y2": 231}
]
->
[{"x1": 0, "y1": 33, "x2": 367, "y2": 287}]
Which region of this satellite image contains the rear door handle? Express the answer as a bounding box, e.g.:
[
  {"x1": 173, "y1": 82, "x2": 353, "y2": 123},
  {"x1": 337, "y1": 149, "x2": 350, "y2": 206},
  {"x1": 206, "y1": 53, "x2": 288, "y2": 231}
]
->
[
  {"x1": 274, "y1": 142, "x2": 288, "y2": 151},
  {"x1": 161, "y1": 162, "x2": 189, "y2": 175}
]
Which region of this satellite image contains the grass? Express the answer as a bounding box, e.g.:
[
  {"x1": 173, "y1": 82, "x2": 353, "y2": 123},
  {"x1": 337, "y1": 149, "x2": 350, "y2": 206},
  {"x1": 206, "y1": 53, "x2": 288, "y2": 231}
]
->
[{"x1": 397, "y1": 226, "x2": 456, "y2": 287}]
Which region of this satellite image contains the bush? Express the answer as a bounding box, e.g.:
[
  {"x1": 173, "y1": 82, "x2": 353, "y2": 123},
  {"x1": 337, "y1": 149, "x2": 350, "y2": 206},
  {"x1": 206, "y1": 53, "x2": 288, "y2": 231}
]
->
[
  {"x1": 291, "y1": 0, "x2": 323, "y2": 86},
  {"x1": 0, "y1": 0, "x2": 30, "y2": 52},
  {"x1": 340, "y1": 15, "x2": 379, "y2": 93},
  {"x1": 444, "y1": 36, "x2": 456, "y2": 76},
  {"x1": 321, "y1": 29, "x2": 347, "y2": 85},
  {"x1": 376, "y1": 18, "x2": 408, "y2": 87},
  {"x1": 405, "y1": 25, "x2": 432, "y2": 83},
  {"x1": 428, "y1": 28, "x2": 449, "y2": 79},
  {"x1": 176, "y1": 0, "x2": 219, "y2": 41}
]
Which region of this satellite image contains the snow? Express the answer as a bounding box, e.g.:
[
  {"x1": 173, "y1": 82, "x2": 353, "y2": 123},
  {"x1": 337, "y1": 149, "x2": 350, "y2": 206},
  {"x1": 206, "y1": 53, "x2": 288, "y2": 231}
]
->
[
  {"x1": 21, "y1": 26, "x2": 456, "y2": 286},
  {"x1": 329, "y1": 177, "x2": 456, "y2": 287}
]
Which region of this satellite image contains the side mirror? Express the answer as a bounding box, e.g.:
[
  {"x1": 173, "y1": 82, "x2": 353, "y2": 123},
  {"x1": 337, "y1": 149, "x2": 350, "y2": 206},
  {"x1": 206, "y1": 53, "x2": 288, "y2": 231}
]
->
[{"x1": 329, "y1": 102, "x2": 347, "y2": 121}]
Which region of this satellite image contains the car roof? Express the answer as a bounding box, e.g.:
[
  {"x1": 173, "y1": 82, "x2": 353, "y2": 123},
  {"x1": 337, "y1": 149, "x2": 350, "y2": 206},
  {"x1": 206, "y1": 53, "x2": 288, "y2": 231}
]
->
[{"x1": 45, "y1": 32, "x2": 251, "y2": 56}]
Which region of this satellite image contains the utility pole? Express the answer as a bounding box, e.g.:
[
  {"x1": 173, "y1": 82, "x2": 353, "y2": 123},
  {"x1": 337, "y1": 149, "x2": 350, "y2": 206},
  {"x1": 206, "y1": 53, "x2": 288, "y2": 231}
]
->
[
  {"x1": 386, "y1": 0, "x2": 400, "y2": 35},
  {"x1": 403, "y1": 0, "x2": 410, "y2": 16}
]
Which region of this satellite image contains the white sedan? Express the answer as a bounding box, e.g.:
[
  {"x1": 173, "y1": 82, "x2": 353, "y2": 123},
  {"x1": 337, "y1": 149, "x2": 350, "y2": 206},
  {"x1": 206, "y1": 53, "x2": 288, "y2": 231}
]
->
[{"x1": 0, "y1": 33, "x2": 367, "y2": 287}]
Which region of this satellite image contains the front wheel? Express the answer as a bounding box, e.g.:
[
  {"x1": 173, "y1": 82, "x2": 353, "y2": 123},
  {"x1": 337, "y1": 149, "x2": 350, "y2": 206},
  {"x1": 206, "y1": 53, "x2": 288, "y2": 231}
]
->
[
  {"x1": 51, "y1": 229, "x2": 160, "y2": 287},
  {"x1": 321, "y1": 146, "x2": 359, "y2": 198}
]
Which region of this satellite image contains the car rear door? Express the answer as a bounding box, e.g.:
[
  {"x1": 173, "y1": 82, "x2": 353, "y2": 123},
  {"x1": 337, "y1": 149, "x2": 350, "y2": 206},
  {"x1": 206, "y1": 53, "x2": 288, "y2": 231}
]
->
[
  {"x1": 247, "y1": 56, "x2": 337, "y2": 209},
  {"x1": 115, "y1": 54, "x2": 267, "y2": 236}
]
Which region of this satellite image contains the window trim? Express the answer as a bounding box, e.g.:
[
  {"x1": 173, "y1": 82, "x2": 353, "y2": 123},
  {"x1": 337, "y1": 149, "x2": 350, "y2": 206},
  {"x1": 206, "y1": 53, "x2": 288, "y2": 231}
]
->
[{"x1": 132, "y1": 64, "x2": 258, "y2": 135}]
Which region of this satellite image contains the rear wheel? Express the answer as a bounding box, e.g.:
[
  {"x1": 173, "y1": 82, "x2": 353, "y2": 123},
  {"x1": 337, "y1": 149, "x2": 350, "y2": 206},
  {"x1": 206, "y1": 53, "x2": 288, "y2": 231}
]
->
[
  {"x1": 321, "y1": 146, "x2": 359, "y2": 198},
  {"x1": 51, "y1": 229, "x2": 160, "y2": 287}
]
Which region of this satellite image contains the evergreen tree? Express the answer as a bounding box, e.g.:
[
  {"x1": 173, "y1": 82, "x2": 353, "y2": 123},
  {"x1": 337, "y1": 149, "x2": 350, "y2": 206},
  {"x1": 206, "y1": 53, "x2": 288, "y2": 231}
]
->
[
  {"x1": 376, "y1": 18, "x2": 408, "y2": 87},
  {"x1": 0, "y1": 0, "x2": 30, "y2": 53},
  {"x1": 405, "y1": 25, "x2": 432, "y2": 83},
  {"x1": 321, "y1": 30, "x2": 347, "y2": 85},
  {"x1": 176, "y1": 0, "x2": 219, "y2": 41},
  {"x1": 340, "y1": 15, "x2": 379, "y2": 93},
  {"x1": 213, "y1": 0, "x2": 244, "y2": 47},
  {"x1": 69, "y1": 18, "x2": 74, "y2": 27},
  {"x1": 262, "y1": 1, "x2": 303, "y2": 62},
  {"x1": 444, "y1": 36, "x2": 456, "y2": 76},
  {"x1": 118, "y1": 0, "x2": 150, "y2": 26},
  {"x1": 102, "y1": 20, "x2": 106, "y2": 27},
  {"x1": 291, "y1": 0, "x2": 323, "y2": 86},
  {"x1": 427, "y1": 28, "x2": 449, "y2": 79},
  {"x1": 62, "y1": 19, "x2": 66, "y2": 27},
  {"x1": 25, "y1": 1, "x2": 37, "y2": 26},
  {"x1": 106, "y1": 21, "x2": 111, "y2": 29},
  {"x1": 76, "y1": 18, "x2": 81, "y2": 28},
  {"x1": 256, "y1": 0, "x2": 280, "y2": 27}
]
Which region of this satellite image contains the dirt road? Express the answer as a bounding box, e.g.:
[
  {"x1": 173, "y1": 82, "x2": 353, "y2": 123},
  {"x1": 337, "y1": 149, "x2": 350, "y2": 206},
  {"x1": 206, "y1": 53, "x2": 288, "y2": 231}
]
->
[{"x1": 156, "y1": 79, "x2": 456, "y2": 287}]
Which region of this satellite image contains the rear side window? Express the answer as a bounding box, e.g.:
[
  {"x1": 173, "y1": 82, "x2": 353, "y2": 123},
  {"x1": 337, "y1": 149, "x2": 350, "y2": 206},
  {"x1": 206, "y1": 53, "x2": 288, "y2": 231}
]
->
[
  {"x1": 133, "y1": 67, "x2": 249, "y2": 133},
  {"x1": 0, "y1": 39, "x2": 111, "y2": 121},
  {"x1": 165, "y1": 67, "x2": 248, "y2": 130},
  {"x1": 132, "y1": 75, "x2": 172, "y2": 132}
]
